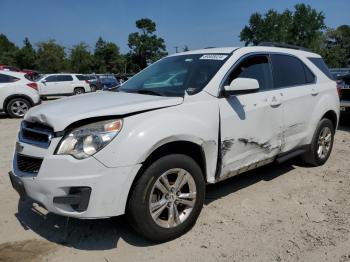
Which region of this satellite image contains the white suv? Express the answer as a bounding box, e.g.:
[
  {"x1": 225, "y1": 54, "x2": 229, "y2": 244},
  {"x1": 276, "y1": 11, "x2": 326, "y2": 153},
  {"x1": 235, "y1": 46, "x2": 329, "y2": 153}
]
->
[
  {"x1": 0, "y1": 70, "x2": 40, "y2": 118},
  {"x1": 37, "y1": 74, "x2": 91, "y2": 97},
  {"x1": 9, "y1": 45, "x2": 339, "y2": 242}
]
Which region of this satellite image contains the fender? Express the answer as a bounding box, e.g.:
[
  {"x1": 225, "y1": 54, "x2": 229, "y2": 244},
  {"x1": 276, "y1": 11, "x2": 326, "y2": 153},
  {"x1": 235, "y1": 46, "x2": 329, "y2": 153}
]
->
[
  {"x1": 94, "y1": 98, "x2": 220, "y2": 182},
  {"x1": 3, "y1": 94, "x2": 35, "y2": 112}
]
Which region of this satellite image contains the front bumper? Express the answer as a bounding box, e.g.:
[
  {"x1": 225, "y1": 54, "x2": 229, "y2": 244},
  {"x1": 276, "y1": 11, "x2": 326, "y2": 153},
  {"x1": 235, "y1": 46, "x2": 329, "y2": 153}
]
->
[{"x1": 11, "y1": 153, "x2": 142, "y2": 218}]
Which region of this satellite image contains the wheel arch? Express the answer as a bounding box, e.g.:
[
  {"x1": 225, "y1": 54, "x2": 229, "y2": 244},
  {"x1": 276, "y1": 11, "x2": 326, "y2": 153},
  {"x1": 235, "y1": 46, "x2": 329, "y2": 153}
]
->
[
  {"x1": 126, "y1": 140, "x2": 208, "y2": 207},
  {"x1": 3, "y1": 94, "x2": 34, "y2": 113}
]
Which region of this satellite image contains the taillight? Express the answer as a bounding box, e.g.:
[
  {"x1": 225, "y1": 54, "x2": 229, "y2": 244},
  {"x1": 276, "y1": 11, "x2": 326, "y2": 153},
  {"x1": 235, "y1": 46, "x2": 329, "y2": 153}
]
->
[
  {"x1": 85, "y1": 80, "x2": 90, "y2": 84},
  {"x1": 27, "y1": 82, "x2": 38, "y2": 90}
]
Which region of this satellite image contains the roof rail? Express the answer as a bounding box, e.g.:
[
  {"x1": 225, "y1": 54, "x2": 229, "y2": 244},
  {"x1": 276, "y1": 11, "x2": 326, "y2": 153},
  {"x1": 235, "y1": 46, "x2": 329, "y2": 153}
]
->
[{"x1": 258, "y1": 42, "x2": 309, "y2": 51}]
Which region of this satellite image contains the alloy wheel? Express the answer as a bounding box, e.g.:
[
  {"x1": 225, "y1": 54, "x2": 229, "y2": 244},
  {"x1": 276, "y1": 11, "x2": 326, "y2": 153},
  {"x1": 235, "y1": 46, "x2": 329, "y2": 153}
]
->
[{"x1": 149, "y1": 168, "x2": 197, "y2": 228}]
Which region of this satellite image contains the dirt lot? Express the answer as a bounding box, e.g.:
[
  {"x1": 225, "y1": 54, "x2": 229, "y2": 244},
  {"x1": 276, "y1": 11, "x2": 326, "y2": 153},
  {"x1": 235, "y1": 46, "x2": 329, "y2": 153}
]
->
[{"x1": 0, "y1": 114, "x2": 349, "y2": 262}]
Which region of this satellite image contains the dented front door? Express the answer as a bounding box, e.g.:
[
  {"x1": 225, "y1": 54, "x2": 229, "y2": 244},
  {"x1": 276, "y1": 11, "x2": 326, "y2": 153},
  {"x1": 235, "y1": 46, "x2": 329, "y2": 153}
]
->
[
  {"x1": 218, "y1": 90, "x2": 283, "y2": 180},
  {"x1": 217, "y1": 54, "x2": 284, "y2": 180}
]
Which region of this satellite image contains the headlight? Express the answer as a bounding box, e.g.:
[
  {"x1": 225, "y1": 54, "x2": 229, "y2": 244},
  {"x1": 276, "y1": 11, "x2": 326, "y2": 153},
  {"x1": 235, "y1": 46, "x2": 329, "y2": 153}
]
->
[{"x1": 56, "y1": 119, "x2": 123, "y2": 159}]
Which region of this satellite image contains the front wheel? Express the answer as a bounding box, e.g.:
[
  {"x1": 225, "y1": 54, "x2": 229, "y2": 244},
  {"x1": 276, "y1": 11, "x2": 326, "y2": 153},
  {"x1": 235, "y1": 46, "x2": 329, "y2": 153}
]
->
[
  {"x1": 127, "y1": 154, "x2": 205, "y2": 242},
  {"x1": 301, "y1": 118, "x2": 335, "y2": 166}
]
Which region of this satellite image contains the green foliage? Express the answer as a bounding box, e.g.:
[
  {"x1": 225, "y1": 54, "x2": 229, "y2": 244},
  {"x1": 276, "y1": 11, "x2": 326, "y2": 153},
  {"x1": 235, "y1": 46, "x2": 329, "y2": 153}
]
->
[
  {"x1": 15, "y1": 37, "x2": 36, "y2": 69},
  {"x1": 0, "y1": 34, "x2": 18, "y2": 65},
  {"x1": 93, "y1": 37, "x2": 124, "y2": 73},
  {"x1": 70, "y1": 42, "x2": 92, "y2": 73},
  {"x1": 239, "y1": 4, "x2": 350, "y2": 67},
  {"x1": 128, "y1": 18, "x2": 167, "y2": 70},
  {"x1": 240, "y1": 4, "x2": 325, "y2": 48},
  {"x1": 36, "y1": 40, "x2": 66, "y2": 73}
]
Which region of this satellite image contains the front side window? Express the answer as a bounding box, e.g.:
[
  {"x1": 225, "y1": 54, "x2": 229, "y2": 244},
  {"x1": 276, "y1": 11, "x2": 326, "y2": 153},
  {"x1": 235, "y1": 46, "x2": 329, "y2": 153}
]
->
[
  {"x1": 119, "y1": 54, "x2": 229, "y2": 96},
  {"x1": 45, "y1": 75, "x2": 57, "y2": 82},
  {"x1": 226, "y1": 55, "x2": 273, "y2": 91},
  {"x1": 57, "y1": 75, "x2": 73, "y2": 82},
  {"x1": 271, "y1": 54, "x2": 313, "y2": 88}
]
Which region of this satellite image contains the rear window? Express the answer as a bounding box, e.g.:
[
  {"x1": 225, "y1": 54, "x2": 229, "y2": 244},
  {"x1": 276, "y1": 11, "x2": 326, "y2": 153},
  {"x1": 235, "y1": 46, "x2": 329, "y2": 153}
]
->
[
  {"x1": 271, "y1": 54, "x2": 307, "y2": 88},
  {"x1": 57, "y1": 75, "x2": 73, "y2": 82},
  {"x1": 0, "y1": 73, "x2": 19, "y2": 83},
  {"x1": 271, "y1": 54, "x2": 315, "y2": 88},
  {"x1": 76, "y1": 75, "x2": 87, "y2": 81},
  {"x1": 308, "y1": 57, "x2": 334, "y2": 80}
]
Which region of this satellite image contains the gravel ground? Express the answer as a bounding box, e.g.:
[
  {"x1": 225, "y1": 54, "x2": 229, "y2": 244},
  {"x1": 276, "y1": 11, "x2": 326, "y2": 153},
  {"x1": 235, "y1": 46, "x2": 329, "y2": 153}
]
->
[{"x1": 0, "y1": 113, "x2": 349, "y2": 262}]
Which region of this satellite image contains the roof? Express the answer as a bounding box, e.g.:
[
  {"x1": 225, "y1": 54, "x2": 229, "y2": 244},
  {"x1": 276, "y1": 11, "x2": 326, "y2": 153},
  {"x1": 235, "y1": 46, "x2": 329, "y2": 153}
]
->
[
  {"x1": 169, "y1": 46, "x2": 320, "y2": 58},
  {"x1": 170, "y1": 47, "x2": 239, "y2": 56},
  {"x1": 0, "y1": 70, "x2": 26, "y2": 77}
]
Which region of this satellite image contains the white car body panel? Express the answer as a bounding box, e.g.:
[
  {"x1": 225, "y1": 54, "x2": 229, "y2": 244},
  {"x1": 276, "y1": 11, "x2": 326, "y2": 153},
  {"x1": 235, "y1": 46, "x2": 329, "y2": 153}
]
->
[
  {"x1": 37, "y1": 74, "x2": 91, "y2": 96},
  {"x1": 0, "y1": 70, "x2": 40, "y2": 111},
  {"x1": 10, "y1": 46, "x2": 340, "y2": 218}
]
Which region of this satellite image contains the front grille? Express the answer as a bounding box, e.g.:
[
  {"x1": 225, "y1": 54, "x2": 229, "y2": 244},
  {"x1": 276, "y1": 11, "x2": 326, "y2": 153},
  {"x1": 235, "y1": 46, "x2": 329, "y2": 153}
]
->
[
  {"x1": 19, "y1": 121, "x2": 54, "y2": 148},
  {"x1": 17, "y1": 154, "x2": 43, "y2": 174}
]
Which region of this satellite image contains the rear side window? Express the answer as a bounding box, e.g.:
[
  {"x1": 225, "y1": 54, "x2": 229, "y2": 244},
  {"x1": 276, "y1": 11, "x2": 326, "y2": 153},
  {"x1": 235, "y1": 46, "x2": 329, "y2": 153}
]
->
[
  {"x1": 271, "y1": 54, "x2": 314, "y2": 88},
  {"x1": 227, "y1": 55, "x2": 273, "y2": 91},
  {"x1": 0, "y1": 74, "x2": 19, "y2": 83},
  {"x1": 76, "y1": 75, "x2": 87, "y2": 81},
  {"x1": 57, "y1": 75, "x2": 73, "y2": 82},
  {"x1": 308, "y1": 57, "x2": 334, "y2": 80}
]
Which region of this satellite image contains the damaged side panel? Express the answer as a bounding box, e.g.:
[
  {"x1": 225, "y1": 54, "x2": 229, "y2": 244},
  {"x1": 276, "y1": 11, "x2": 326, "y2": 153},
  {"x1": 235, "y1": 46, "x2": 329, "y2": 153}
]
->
[{"x1": 217, "y1": 90, "x2": 285, "y2": 182}]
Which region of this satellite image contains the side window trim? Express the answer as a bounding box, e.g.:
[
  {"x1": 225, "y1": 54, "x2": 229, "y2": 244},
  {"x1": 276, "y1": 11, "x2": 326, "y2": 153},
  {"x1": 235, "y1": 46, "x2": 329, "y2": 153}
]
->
[
  {"x1": 219, "y1": 52, "x2": 274, "y2": 96},
  {"x1": 269, "y1": 53, "x2": 317, "y2": 90}
]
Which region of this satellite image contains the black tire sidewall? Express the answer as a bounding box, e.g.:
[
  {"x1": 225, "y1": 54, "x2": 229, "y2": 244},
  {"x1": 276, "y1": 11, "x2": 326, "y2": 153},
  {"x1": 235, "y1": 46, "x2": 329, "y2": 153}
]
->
[
  {"x1": 74, "y1": 88, "x2": 85, "y2": 95},
  {"x1": 127, "y1": 154, "x2": 205, "y2": 242},
  {"x1": 310, "y1": 118, "x2": 335, "y2": 165},
  {"x1": 6, "y1": 98, "x2": 31, "y2": 118}
]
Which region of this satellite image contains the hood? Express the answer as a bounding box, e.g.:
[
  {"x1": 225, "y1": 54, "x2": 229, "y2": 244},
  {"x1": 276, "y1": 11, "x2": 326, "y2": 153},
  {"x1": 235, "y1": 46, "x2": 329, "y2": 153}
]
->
[{"x1": 25, "y1": 92, "x2": 183, "y2": 131}]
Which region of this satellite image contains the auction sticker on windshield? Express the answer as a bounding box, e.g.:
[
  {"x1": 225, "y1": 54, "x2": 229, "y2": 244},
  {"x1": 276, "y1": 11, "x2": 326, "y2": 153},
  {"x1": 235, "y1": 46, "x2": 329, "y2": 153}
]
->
[{"x1": 199, "y1": 54, "x2": 228, "y2": 60}]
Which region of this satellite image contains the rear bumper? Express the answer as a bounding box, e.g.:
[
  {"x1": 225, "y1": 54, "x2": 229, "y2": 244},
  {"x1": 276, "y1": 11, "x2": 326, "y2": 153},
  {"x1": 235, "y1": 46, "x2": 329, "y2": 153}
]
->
[
  {"x1": 340, "y1": 100, "x2": 350, "y2": 112},
  {"x1": 11, "y1": 154, "x2": 142, "y2": 218}
]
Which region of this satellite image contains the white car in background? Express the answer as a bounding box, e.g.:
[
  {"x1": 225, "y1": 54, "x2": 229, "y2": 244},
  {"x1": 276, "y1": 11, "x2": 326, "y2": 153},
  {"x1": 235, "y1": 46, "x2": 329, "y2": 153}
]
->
[
  {"x1": 0, "y1": 70, "x2": 40, "y2": 118},
  {"x1": 36, "y1": 74, "x2": 91, "y2": 97}
]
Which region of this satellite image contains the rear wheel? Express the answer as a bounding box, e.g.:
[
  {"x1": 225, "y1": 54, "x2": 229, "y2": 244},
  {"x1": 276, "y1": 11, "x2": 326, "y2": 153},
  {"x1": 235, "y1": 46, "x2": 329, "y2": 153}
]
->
[
  {"x1": 301, "y1": 118, "x2": 335, "y2": 166},
  {"x1": 6, "y1": 98, "x2": 31, "y2": 118},
  {"x1": 127, "y1": 154, "x2": 205, "y2": 242},
  {"x1": 73, "y1": 87, "x2": 85, "y2": 95}
]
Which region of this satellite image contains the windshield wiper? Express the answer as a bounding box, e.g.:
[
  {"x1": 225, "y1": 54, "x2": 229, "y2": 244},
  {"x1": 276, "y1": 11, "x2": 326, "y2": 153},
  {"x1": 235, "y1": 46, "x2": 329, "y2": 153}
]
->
[{"x1": 135, "y1": 89, "x2": 164, "y2": 96}]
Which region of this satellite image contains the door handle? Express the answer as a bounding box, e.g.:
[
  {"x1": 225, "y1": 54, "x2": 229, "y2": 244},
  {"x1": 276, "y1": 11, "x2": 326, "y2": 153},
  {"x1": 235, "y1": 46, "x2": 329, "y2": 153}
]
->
[
  {"x1": 270, "y1": 96, "x2": 282, "y2": 107},
  {"x1": 311, "y1": 89, "x2": 319, "y2": 96}
]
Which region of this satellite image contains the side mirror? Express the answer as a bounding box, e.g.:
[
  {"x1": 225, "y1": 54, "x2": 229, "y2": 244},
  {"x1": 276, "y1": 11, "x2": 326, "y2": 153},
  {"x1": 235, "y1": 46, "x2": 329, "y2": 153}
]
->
[
  {"x1": 224, "y1": 78, "x2": 259, "y2": 93},
  {"x1": 41, "y1": 79, "x2": 47, "y2": 84}
]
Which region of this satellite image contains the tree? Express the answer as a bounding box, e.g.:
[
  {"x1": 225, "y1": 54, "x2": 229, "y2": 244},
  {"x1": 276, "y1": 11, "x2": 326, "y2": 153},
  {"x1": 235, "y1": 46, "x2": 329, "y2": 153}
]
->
[
  {"x1": 15, "y1": 37, "x2": 36, "y2": 69},
  {"x1": 0, "y1": 34, "x2": 18, "y2": 65},
  {"x1": 240, "y1": 4, "x2": 325, "y2": 48},
  {"x1": 317, "y1": 25, "x2": 350, "y2": 68},
  {"x1": 128, "y1": 18, "x2": 167, "y2": 70},
  {"x1": 93, "y1": 37, "x2": 123, "y2": 73},
  {"x1": 70, "y1": 42, "x2": 92, "y2": 73},
  {"x1": 36, "y1": 40, "x2": 66, "y2": 73}
]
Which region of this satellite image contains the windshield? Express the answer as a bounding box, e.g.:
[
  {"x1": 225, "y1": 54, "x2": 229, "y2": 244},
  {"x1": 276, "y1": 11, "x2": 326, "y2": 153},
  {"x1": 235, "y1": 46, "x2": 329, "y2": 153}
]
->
[{"x1": 119, "y1": 54, "x2": 229, "y2": 96}]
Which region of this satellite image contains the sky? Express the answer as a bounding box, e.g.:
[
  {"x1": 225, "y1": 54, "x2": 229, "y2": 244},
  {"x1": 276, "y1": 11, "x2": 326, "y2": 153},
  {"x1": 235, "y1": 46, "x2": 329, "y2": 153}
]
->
[{"x1": 0, "y1": 0, "x2": 349, "y2": 54}]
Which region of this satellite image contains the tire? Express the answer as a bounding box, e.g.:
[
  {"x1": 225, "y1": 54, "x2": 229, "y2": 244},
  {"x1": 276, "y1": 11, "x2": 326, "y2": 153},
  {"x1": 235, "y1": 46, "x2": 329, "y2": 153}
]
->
[
  {"x1": 90, "y1": 85, "x2": 97, "y2": 92},
  {"x1": 127, "y1": 154, "x2": 205, "y2": 242},
  {"x1": 301, "y1": 118, "x2": 335, "y2": 166},
  {"x1": 6, "y1": 98, "x2": 31, "y2": 118},
  {"x1": 73, "y1": 87, "x2": 85, "y2": 95}
]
